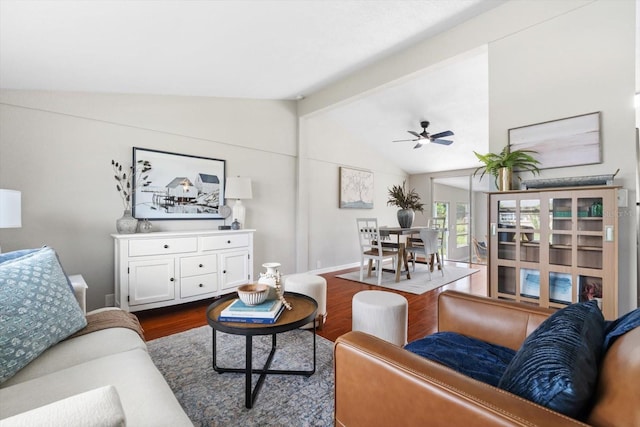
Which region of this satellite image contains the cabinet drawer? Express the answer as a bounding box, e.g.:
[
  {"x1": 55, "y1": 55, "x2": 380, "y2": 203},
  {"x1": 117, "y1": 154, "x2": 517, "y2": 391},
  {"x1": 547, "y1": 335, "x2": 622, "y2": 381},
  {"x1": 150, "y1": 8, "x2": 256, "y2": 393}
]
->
[
  {"x1": 129, "y1": 237, "x2": 197, "y2": 257},
  {"x1": 181, "y1": 255, "x2": 217, "y2": 277},
  {"x1": 181, "y1": 274, "x2": 218, "y2": 298},
  {"x1": 202, "y1": 234, "x2": 249, "y2": 251}
]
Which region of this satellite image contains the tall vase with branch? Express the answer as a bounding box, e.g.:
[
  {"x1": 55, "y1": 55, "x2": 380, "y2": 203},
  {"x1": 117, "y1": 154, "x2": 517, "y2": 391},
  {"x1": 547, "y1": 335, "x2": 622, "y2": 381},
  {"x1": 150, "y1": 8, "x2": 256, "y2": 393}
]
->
[
  {"x1": 473, "y1": 146, "x2": 540, "y2": 191},
  {"x1": 387, "y1": 181, "x2": 424, "y2": 228},
  {"x1": 112, "y1": 159, "x2": 152, "y2": 233}
]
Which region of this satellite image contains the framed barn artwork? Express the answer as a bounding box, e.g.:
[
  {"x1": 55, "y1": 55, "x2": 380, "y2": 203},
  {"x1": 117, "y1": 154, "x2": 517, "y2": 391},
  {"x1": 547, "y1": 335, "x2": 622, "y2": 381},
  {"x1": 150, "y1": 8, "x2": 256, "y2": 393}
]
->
[{"x1": 132, "y1": 147, "x2": 226, "y2": 220}]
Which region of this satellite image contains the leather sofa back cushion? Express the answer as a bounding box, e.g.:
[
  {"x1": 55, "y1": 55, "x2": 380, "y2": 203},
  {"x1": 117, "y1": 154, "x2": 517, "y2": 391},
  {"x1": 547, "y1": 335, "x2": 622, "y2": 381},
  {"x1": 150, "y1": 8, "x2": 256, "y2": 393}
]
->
[
  {"x1": 498, "y1": 300, "x2": 604, "y2": 419},
  {"x1": 0, "y1": 247, "x2": 87, "y2": 383}
]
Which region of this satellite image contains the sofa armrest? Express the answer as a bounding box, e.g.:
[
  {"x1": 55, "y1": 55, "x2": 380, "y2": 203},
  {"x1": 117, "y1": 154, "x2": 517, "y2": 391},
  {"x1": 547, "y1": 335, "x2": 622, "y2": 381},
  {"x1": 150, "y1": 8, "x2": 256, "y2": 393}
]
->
[
  {"x1": 68, "y1": 274, "x2": 88, "y2": 315},
  {"x1": 334, "y1": 331, "x2": 588, "y2": 427},
  {"x1": 437, "y1": 291, "x2": 555, "y2": 351},
  {"x1": 0, "y1": 386, "x2": 126, "y2": 427}
]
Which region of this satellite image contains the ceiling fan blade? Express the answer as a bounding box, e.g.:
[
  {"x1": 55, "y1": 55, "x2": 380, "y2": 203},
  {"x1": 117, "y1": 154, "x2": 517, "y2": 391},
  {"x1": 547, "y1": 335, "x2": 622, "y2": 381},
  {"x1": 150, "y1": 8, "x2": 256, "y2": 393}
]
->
[
  {"x1": 430, "y1": 130, "x2": 454, "y2": 139},
  {"x1": 413, "y1": 142, "x2": 423, "y2": 149},
  {"x1": 408, "y1": 130, "x2": 421, "y2": 138},
  {"x1": 392, "y1": 139, "x2": 417, "y2": 142},
  {"x1": 432, "y1": 139, "x2": 454, "y2": 145}
]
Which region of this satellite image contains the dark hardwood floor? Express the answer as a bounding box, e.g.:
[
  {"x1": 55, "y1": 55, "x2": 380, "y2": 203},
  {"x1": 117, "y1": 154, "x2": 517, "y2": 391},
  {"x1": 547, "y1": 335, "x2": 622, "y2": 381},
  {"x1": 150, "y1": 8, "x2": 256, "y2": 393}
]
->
[{"x1": 137, "y1": 262, "x2": 487, "y2": 343}]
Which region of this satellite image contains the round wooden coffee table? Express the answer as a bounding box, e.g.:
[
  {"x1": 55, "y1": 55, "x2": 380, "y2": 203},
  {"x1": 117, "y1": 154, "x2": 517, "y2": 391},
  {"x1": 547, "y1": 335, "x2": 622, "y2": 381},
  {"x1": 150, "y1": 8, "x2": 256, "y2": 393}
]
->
[{"x1": 206, "y1": 292, "x2": 318, "y2": 409}]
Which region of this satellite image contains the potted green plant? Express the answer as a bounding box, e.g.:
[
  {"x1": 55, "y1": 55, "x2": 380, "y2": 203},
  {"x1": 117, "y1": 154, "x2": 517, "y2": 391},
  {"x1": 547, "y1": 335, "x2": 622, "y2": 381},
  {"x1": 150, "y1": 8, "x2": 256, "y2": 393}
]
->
[
  {"x1": 473, "y1": 146, "x2": 541, "y2": 191},
  {"x1": 387, "y1": 181, "x2": 424, "y2": 228}
]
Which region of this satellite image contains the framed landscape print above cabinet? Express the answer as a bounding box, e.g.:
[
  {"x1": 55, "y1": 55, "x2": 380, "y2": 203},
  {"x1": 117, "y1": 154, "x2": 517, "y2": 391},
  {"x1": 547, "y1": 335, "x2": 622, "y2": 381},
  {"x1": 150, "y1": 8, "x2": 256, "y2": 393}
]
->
[{"x1": 487, "y1": 186, "x2": 618, "y2": 320}]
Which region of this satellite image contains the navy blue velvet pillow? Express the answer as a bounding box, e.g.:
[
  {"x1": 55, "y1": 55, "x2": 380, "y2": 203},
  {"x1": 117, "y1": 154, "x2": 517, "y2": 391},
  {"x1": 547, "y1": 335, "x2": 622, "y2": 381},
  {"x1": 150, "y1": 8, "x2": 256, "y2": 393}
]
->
[
  {"x1": 404, "y1": 331, "x2": 516, "y2": 387},
  {"x1": 498, "y1": 301, "x2": 604, "y2": 419}
]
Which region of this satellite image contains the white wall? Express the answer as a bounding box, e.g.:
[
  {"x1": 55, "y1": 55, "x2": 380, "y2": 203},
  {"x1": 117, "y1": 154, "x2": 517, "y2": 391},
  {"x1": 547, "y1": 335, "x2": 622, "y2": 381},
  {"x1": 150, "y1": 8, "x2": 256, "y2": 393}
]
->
[
  {"x1": 0, "y1": 91, "x2": 298, "y2": 310},
  {"x1": 300, "y1": 0, "x2": 637, "y2": 314},
  {"x1": 488, "y1": 0, "x2": 637, "y2": 314},
  {"x1": 298, "y1": 114, "x2": 408, "y2": 271}
]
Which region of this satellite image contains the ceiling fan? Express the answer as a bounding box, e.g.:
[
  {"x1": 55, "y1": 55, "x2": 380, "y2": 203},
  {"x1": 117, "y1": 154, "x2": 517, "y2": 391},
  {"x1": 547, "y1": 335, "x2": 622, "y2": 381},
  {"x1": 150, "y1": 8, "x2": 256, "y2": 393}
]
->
[{"x1": 393, "y1": 121, "x2": 454, "y2": 149}]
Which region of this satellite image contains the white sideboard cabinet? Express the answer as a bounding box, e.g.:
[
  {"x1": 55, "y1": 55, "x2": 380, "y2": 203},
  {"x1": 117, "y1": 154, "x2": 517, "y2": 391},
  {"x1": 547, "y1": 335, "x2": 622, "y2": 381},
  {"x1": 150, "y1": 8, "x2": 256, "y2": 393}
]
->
[{"x1": 112, "y1": 230, "x2": 254, "y2": 312}]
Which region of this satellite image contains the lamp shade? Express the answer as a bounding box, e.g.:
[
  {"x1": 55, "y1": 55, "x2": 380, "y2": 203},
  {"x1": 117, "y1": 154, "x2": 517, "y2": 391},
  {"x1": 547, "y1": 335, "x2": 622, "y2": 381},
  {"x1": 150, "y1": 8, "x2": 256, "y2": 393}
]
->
[
  {"x1": 0, "y1": 189, "x2": 22, "y2": 228},
  {"x1": 225, "y1": 177, "x2": 253, "y2": 200}
]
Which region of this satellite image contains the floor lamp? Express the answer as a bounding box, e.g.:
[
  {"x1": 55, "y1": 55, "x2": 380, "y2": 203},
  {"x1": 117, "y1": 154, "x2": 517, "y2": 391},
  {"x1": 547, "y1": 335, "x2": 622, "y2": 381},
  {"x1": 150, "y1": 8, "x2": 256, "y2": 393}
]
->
[
  {"x1": 0, "y1": 189, "x2": 22, "y2": 253},
  {"x1": 225, "y1": 177, "x2": 252, "y2": 229}
]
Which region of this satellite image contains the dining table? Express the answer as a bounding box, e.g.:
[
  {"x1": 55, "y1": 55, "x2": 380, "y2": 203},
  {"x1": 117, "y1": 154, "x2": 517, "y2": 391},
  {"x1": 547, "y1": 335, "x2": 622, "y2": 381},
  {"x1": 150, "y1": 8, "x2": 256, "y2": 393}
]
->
[{"x1": 378, "y1": 226, "x2": 425, "y2": 282}]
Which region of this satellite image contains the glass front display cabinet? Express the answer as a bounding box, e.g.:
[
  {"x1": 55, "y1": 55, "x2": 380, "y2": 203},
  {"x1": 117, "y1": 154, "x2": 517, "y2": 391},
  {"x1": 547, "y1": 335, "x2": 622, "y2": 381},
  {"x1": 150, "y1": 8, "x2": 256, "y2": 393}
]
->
[{"x1": 488, "y1": 186, "x2": 618, "y2": 320}]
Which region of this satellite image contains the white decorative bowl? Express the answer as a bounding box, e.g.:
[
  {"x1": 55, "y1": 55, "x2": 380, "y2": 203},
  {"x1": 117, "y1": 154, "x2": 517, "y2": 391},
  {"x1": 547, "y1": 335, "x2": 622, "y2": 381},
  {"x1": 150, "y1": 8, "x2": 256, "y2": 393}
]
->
[{"x1": 237, "y1": 284, "x2": 269, "y2": 306}]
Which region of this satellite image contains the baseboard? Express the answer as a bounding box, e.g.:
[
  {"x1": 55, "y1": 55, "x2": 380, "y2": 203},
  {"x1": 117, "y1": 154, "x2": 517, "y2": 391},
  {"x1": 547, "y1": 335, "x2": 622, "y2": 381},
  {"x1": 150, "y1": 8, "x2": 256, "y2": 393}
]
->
[{"x1": 305, "y1": 262, "x2": 360, "y2": 275}]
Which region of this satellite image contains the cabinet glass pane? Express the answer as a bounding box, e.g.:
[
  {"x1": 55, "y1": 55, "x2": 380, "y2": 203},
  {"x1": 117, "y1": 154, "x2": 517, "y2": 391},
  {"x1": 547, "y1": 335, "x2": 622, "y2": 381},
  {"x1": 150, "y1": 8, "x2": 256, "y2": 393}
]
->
[
  {"x1": 550, "y1": 232, "x2": 572, "y2": 266},
  {"x1": 577, "y1": 197, "x2": 604, "y2": 232},
  {"x1": 520, "y1": 242, "x2": 540, "y2": 263},
  {"x1": 519, "y1": 199, "x2": 540, "y2": 230},
  {"x1": 579, "y1": 275, "x2": 603, "y2": 310},
  {"x1": 498, "y1": 266, "x2": 516, "y2": 295},
  {"x1": 520, "y1": 268, "x2": 540, "y2": 299},
  {"x1": 549, "y1": 272, "x2": 572, "y2": 304},
  {"x1": 498, "y1": 200, "x2": 516, "y2": 225},
  {"x1": 550, "y1": 198, "x2": 572, "y2": 231}
]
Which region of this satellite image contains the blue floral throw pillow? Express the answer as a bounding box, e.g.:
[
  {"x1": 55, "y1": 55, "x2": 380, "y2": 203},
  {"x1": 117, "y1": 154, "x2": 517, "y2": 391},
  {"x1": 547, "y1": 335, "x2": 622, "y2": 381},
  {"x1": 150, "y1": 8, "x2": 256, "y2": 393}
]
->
[
  {"x1": 498, "y1": 301, "x2": 604, "y2": 419},
  {"x1": 0, "y1": 247, "x2": 87, "y2": 383}
]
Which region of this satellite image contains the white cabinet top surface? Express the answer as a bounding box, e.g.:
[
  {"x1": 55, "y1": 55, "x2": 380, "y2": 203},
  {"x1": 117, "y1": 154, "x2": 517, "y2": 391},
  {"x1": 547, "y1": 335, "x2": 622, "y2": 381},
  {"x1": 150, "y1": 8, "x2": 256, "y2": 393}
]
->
[{"x1": 111, "y1": 229, "x2": 255, "y2": 240}]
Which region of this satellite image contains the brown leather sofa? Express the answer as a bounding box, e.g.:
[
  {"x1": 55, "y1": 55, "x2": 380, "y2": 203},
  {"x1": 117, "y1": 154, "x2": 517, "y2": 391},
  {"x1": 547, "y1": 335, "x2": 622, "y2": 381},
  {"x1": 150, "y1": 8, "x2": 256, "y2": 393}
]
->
[{"x1": 334, "y1": 290, "x2": 640, "y2": 427}]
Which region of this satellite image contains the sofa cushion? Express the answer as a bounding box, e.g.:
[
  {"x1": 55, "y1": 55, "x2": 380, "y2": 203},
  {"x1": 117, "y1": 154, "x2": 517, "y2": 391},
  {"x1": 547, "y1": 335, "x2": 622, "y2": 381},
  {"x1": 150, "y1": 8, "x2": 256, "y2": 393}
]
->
[
  {"x1": 0, "y1": 385, "x2": 126, "y2": 427},
  {"x1": 404, "y1": 331, "x2": 516, "y2": 387},
  {"x1": 0, "y1": 349, "x2": 193, "y2": 426},
  {"x1": 498, "y1": 300, "x2": 604, "y2": 419},
  {"x1": 0, "y1": 247, "x2": 87, "y2": 384},
  {"x1": 1, "y1": 326, "x2": 146, "y2": 388}
]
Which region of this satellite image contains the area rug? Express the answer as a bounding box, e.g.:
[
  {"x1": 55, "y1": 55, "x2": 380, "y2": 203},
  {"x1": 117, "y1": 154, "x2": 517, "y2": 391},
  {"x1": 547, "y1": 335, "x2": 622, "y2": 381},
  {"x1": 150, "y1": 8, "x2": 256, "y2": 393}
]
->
[
  {"x1": 147, "y1": 326, "x2": 334, "y2": 427},
  {"x1": 335, "y1": 264, "x2": 479, "y2": 295}
]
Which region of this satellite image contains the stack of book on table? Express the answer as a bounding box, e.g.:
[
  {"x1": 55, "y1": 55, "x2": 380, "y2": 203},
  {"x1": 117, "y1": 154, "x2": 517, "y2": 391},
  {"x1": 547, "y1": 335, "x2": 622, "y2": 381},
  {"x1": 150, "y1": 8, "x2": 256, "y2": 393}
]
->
[{"x1": 219, "y1": 298, "x2": 284, "y2": 324}]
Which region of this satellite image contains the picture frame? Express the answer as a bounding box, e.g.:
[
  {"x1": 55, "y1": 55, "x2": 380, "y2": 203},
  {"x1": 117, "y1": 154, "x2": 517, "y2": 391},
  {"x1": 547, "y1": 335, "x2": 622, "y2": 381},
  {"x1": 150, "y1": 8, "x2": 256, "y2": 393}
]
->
[
  {"x1": 132, "y1": 147, "x2": 226, "y2": 220},
  {"x1": 508, "y1": 112, "x2": 601, "y2": 170},
  {"x1": 339, "y1": 167, "x2": 373, "y2": 209},
  {"x1": 520, "y1": 268, "x2": 540, "y2": 299},
  {"x1": 549, "y1": 272, "x2": 573, "y2": 304}
]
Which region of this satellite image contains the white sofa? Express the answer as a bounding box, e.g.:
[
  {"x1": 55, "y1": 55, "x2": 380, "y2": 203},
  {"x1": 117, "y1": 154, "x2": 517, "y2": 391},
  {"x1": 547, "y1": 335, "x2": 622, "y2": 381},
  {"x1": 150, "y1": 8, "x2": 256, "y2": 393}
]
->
[{"x1": 0, "y1": 276, "x2": 193, "y2": 426}]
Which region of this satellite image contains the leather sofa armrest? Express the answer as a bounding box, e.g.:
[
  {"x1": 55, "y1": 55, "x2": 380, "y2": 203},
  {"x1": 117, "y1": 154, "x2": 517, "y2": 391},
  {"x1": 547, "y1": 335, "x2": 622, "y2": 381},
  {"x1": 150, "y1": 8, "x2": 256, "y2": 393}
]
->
[
  {"x1": 334, "y1": 331, "x2": 588, "y2": 427},
  {"x1": 437, "y1": 291, "x2": 555, "y2": 350}
]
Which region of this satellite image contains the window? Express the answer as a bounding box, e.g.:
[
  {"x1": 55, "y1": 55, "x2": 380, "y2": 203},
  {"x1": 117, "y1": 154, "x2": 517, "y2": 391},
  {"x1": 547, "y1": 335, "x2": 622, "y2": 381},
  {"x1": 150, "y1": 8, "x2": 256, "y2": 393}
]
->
[{"x1": 456, "y1": 202, "x2": 469, "y2": 248}]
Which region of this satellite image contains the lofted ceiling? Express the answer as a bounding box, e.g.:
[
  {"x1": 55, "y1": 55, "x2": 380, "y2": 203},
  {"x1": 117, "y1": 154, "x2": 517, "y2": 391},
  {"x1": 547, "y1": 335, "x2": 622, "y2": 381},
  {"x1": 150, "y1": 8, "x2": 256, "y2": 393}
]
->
[{"x1": 0, "y1": 0, "x2": 503, "y2": 174}]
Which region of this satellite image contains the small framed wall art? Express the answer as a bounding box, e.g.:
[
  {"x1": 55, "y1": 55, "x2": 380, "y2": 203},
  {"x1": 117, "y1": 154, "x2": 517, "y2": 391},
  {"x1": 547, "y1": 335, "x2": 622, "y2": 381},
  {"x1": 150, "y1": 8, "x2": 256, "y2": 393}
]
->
[{"x1": 339, "y1": 167, "x2": 373, "y2": 209}]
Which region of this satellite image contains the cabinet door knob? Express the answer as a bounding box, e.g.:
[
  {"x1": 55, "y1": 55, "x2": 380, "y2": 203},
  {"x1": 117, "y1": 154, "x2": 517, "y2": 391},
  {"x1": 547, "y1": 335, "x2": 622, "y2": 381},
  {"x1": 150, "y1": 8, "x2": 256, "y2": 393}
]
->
[
  {"x1": 223, "y1": 270, "x2": 226, "y2": 274},
  {"x1": 169, "y1": 278, "x2": 175, "y2": 282},
  {"x1": 163, "y1": 244, "x2": 169, "y2": 249},
  {"x1": 198, "y1": 283, "x2": 204, "y2": 288},
  {"x1": 227, "y1": 240, "x2": 231, "y2": 244},
  {"x1": 199, "y1": 263, "x2": 204, "y2": 268}
]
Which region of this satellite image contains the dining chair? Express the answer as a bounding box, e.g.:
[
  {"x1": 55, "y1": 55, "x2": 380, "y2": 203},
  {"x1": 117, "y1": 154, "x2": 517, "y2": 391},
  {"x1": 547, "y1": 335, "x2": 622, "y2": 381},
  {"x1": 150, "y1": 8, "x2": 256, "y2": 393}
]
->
[
  {"x1": 405, "y1": 229, "x2": 443, "y2": 280},
  {"x1": 427, "y1": 217, "x2": 447, "y2": 269},
  {"x1": 356, "y1": 218, "x2": 398, "y2": 285}
]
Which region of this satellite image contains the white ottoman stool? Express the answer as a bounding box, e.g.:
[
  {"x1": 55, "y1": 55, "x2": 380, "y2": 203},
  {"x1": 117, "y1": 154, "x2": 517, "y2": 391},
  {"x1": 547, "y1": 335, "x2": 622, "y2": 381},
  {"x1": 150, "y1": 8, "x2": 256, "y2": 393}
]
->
[
  {"x1": 352, "y1": 290, "x2": 408, "y2": 346},
  {"x1": 282, "y1": 274, "x2": 327, "y2": 329}
]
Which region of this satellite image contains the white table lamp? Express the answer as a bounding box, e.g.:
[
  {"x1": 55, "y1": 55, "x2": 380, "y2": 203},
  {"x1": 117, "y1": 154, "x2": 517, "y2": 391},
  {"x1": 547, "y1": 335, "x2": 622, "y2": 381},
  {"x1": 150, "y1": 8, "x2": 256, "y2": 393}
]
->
[
  {"x1": 0, "y1": 189, "x2": 22, "y2": 253},
  {"x1": 225, "y1": 177, "x2": 252, "y2": 228}
]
